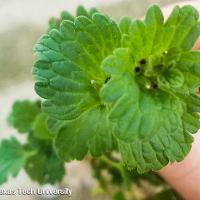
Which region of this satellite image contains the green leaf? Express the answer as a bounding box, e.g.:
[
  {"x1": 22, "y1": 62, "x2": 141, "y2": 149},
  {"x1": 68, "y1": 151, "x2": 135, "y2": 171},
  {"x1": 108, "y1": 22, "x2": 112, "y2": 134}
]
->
[
  {"x1": 48, "y1": 6, "x2": 98, "y2": 31},
  {"x1": 184, "y1": 73, "x2": 200, "y2": 92},
  {"x1": 183, "y1": 111, "x2": 200, "y2": 134},
  {"x1": 173, "y1": 51, "x2": 200, "y2": 96},
  {"x1": 48, "y1": 18, "x2": 61, "y2": 30},
  {"x1": 54, "y1": 106, "x2": 116, "y2": 161},
  {"x1": 48, "y1": 11, "x2": 74, "y2": 31},
  {"x1": 76, "y1": 5, "x2": 89, "y2": 17},
  {"x1": 119, "y1": 16, "x2": 132, "y2": 34},
  {"x1": 76, "y1": 6, "x2": 98, "y2": 18},
  {"x1": 46, "y1": 117, "x2": 66, "y2": 134},
  {"x1": 0, "y1": 137, "x2": 33, "y2": 184},
  {"x1": 33, "y1": 5, "x2": 200, "y2": 173},
  {"x1": 177, "y1": 51, "x2": 200, "y2": 75},
  {"x1": 145, "y1": 4, "x2": 164, "y2": 27},
  {"x1": 32, "y1": 113, "x2": 54, "y2": 140},
  {"x1": 102, "y1": 48, "x2": 133, "y2": 75},
  {"x1": 158, "y1": 68, "x2": 184, "y2": 89},
  {"x1": 34, "y1": 11, "x2": 121, "y2": 120},
  {"x1": 5, "y1": 100, "x2": 66, "y2": 184},
  {"x1": 166, "y1": 5, "x2": 200, "y2": 50},
  {"x1": 24, "y1": 132, "x2": 65, "y2": 185},
  {"x1": 61, "y1": 11, "x2": 74, "y2": 21},
  {"x1": 118, "y1": 108, "x2": 193, "y2": 172},
  {"x1": 25, "y1": 150, "x2": 65, "y2": 185},
  {"x1": 186, "y1": 94, "x2": 200, "y2": 112},
  {"x1": 8, "y1": 100, "x2": 40, "y2": 133},
  {"x1": 100, "y1": 46, "x2": 194, "y2": 172},
  {"x1": 144, "y1": 4, "x2": 164, "y2": 54},
  {"x1": 122, "y1": 5, "x2": 200, "y2": 60},
  {"x1": 121, "y1": 5, "x2": 171, "y2": 61},
  {"x1": 126, "y1": 19, "x2": 148, "y2": 62},
  {"x1": 101, "y1": 70, "x2": 192, "y2": 172}
]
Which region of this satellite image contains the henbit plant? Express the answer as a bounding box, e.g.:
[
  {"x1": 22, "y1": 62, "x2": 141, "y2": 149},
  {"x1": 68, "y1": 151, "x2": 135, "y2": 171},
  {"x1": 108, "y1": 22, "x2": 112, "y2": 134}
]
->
[
  {"x1": 4, "y1": 100, "x2": 65, "y2": 185},
  {"x1": 0, "y1": 4, "x2": 200, "y2": 200},
  {"x1": 33, "y1": 4, "x2": 200, "y2": 172},
  {"x1": 4, "y1": 100, "x2": 182, "y2": 200}
]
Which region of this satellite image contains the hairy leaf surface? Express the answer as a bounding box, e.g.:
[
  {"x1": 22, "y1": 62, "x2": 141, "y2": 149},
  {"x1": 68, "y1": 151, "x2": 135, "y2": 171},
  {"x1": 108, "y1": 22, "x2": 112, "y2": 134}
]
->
[
  {"x1": 34, "y1": 12, "x2": 121, "y2": 120},
  {"x1": 33, "y1": 4, "x2": 200, "y2": 172},
  {"x1": 54, "y1": 106, "x2": 116, "y2": 161}
]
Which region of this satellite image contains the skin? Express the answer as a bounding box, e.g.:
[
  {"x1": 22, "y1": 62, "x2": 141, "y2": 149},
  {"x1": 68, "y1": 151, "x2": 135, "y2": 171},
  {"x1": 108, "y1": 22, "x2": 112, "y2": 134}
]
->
[
  {"x1": 159, "y1": 133, "x2": 200, "y2": 200},
  {"x1": 158, "y1": 1, "x2": 200, "y2": 200}
]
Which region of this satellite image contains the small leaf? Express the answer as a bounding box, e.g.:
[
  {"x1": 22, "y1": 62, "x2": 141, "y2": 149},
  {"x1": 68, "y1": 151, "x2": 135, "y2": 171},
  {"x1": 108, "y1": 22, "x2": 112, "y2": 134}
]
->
[
  {"x1": 128, "y1": 19, "x2": 148, "y2": 62},
  {"x1": 25, "y1": 150, "x2": 65, "y2": 184},
  {"x1": 34, "y1": 11, "x2": 121, "y2": 120},
  {"x1": 102, "y1": 48, "x2": 133, "y2": 75},
  {"x1": 145, "y1": 4, "x2": 164, "y2": 27},
  {"x1": 8, "y1": 101, "x2": 40, "y2": 133},
  {"x1": 118, "y1": 106, "x2": 192, "y2": 172},
  {"x1": 158, "y1": 68, "x2": 184, "y2": 89},
  {"x1": 177, "y1": 51, "x2": 200, "y2": 74},
  {"x1": 0, "y1": 137, "x2": 33, "y2": 184},
  {"x1": 32, "y1": 113, "x2": 54, "y2": 140},
  {"x1": 76, "y1": 5, "x2": 89, "y2": 17},
  {"x1": 166, "y1": 5, "x2": 200, "y2": 50},
  {"x1": 46, "y1": 117, "x2": 66, "y2": 134},
  {"x1": 144, "y1": 4, "x2": 164, "y2": 54},
  {"x1": 187, "y1": 94, "x2": 200, "y2": 112},
  {"x1": 183, "y1": 112, "x2": 200, "y2": 134},
  {"x1": 54, "y1": 106, "x2": 116, "y2": 161}
]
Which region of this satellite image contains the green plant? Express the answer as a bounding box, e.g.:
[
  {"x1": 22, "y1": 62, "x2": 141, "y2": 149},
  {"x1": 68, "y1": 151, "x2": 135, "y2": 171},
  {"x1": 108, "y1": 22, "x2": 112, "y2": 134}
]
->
[
  {"x1": 5, "y1": 100, "x2": 65, "y2": 185},
  {"x1": 1, "y1": 4, "x2": 200, "y2": 200}
]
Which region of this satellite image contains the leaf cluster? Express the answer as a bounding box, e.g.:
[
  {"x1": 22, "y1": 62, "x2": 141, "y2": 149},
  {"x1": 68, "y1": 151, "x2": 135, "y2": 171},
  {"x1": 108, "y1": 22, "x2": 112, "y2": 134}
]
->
[
  {"x1": 33, "y1": 4, "x2": 200, "y2": 173},
  {"x1": 1, "y1": 4, "x2": 200, "y2": 200},
  {"x1": 0, "y1": 100, "x2": 65, "y2": 185}
]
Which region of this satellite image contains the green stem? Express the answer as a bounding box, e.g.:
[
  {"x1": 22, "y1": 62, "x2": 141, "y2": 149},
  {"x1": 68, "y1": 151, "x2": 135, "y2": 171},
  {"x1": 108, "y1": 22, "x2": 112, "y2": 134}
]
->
[
  {"x1": 100, "y1": 156, "x2": 131, "y2": 190},
  {"x1": 98, "y1": 156, "x2": 144, "y2": 200},
  {"x1": 100, "y1": 155, "x2": 121, "y2": 171}
]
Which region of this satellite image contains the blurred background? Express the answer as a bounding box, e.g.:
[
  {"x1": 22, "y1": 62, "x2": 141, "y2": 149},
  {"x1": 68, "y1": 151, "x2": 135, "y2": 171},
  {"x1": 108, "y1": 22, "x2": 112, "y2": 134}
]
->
[{"x1": 0, "y1": 0, "x2": 192, "y2": 199}]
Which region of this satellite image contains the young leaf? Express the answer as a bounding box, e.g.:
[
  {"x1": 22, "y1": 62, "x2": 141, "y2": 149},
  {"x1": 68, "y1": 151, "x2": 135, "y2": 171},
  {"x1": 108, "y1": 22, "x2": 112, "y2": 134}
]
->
[
  {"x1": 118, "y1": 111, "x2": 193, "y2": 172},
  {"x1": 76, "y1": 5, "x2": 89, "y2": 17},
  {"x1": 166, "y1": 5, "x2": 200, "y2": 50},
  {"x1": 48, "y1": 6, "x2": 98, "y2": 31},
  {"x1": 54, "y1": 106, "x2": 116, "y2": 161},
  {"x1": 32, "y1": 113, "x2": 54, "y2": 140},
  {"x1": 25, "y1": 150, "x2": 65, "y2": 184},
  {"x1": 25, "y1": 132, "x2": 65, "y2": 184},
  {"x1": 158, "y1": 68, "x2": 184, "y2": 90},
  {"x1": 46, "y1": 117, "x2": 66, "y2": 134},
  {"x1": 7, "y1": 100, "x2": 66, "y2": 185},
  {"x1": 34, "y1": 12, "x2": 121, "y2": 120},
  {"x1": 8, "y1": 100, "x2": 40, "y2": 133},
  {"x1": 0, "y1": 137, "x2": 33, "y2": 184},
  {"x1": 119, "y1": 16, "x2": 132, "y2": 34},
  {"x1": 177, "y1": 51, "x2": 200, "y2": 75},
  {"x1": 33, "y1": 5, "x2": 200, "y2": 173}
]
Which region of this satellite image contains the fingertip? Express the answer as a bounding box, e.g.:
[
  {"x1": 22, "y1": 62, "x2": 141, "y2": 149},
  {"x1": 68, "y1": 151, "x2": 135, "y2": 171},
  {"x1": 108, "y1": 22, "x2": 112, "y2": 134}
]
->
[{"x1": 193, "y1": 37, "x2": 200, "y2": 50}]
